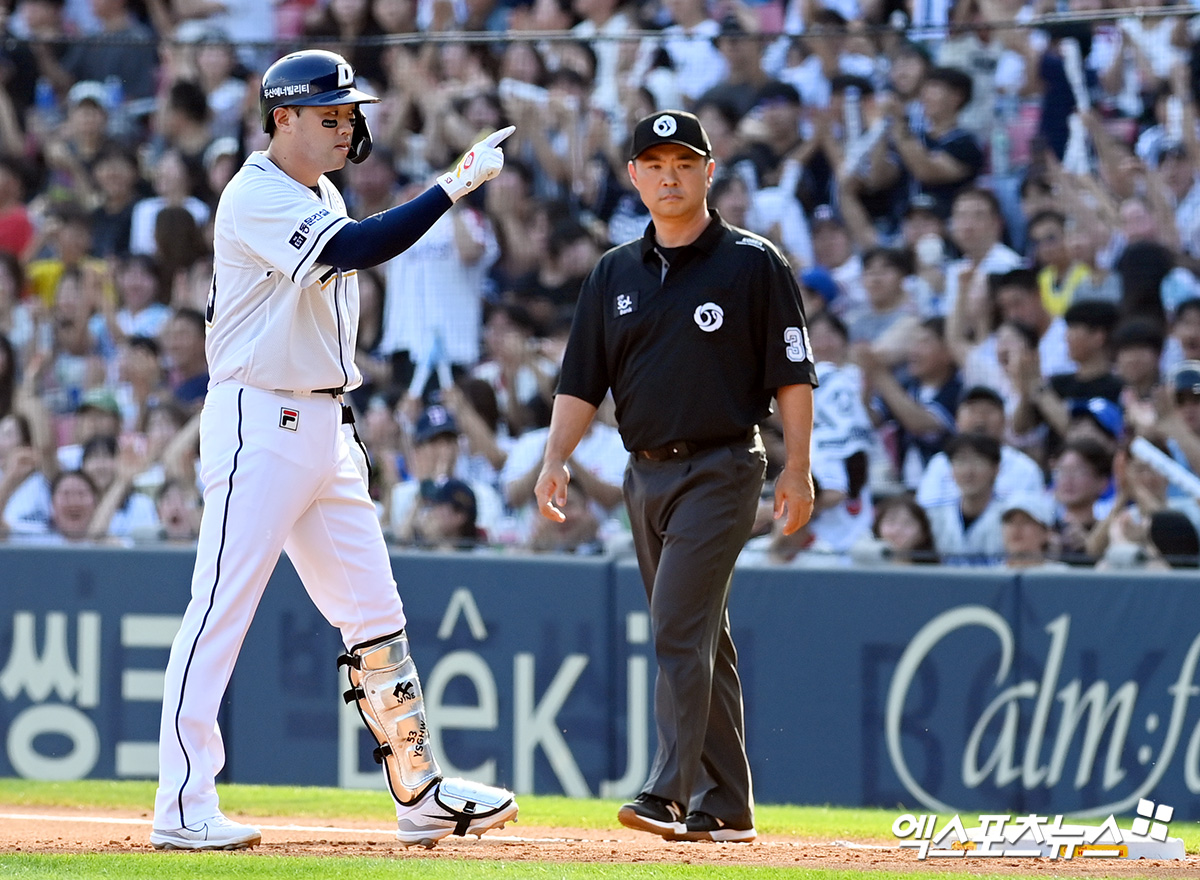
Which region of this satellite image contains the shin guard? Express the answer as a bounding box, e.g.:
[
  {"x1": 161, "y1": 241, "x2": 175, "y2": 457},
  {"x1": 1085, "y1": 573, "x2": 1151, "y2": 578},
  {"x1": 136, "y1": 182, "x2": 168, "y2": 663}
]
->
[{"x1": 339, "y1": 630, "x2": 441, "y2": 805}]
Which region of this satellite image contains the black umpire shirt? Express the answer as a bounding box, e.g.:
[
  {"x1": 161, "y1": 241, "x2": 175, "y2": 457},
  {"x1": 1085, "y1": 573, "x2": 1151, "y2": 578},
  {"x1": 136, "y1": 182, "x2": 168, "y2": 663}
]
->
[{"x1": 557, "y1": 209, "x2": 819, "y2": 452}]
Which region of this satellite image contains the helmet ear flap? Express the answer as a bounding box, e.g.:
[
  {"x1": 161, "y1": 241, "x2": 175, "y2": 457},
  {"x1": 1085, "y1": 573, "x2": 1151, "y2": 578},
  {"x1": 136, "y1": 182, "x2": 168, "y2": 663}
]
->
[{"x1": 348, "y1": 112, "x2": 372, "y2": 164}]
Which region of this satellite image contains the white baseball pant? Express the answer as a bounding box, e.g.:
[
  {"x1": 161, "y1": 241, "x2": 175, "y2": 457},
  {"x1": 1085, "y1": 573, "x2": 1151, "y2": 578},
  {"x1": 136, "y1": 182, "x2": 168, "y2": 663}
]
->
[{"x1": 154, "y1": 382, "x2": 404, "y2": 830}]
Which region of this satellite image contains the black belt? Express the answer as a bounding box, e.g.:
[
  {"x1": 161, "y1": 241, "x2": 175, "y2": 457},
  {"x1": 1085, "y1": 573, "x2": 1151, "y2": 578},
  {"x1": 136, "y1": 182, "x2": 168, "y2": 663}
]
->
[
  {"x1": 314, "y1": 386, "x2": 344, "y2": 396},
  {"x1": 634, "y1": 428, "x2": 756, "y2": 462}
]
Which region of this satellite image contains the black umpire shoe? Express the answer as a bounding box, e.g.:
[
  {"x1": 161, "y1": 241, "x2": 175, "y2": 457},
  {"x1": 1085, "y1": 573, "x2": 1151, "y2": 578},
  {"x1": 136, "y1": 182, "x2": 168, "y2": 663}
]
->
[
  {"x1": 617, "y1": 793, "x2": 686, "y2": 838},
  {"x1": 673, "y1": 810, "x2": 757, "y2": 843}
]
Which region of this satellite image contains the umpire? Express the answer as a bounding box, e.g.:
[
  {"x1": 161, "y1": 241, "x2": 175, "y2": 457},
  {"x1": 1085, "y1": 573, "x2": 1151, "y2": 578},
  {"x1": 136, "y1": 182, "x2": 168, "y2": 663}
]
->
[{"x1": 535, "y1": 110, "x2": 817, "y2": 842}]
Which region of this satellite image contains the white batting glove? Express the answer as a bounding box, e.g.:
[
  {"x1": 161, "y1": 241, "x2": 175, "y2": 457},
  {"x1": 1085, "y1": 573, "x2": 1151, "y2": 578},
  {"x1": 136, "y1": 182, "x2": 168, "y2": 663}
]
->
[{"x1": 436, "y1": 125, "x2": 515, "y2": 203}]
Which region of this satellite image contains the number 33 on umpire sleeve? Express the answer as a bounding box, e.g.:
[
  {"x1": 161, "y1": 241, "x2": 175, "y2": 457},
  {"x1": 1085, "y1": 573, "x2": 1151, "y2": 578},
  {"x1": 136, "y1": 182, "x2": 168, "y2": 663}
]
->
[{"x1": 784, "y1": 326, "x2": 812, "y2": 363}]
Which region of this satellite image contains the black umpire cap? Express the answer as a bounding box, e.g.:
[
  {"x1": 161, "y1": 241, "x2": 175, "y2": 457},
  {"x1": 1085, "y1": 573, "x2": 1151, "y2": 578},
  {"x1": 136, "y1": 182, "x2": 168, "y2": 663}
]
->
[{"x1": 630, "y1": 110, "x2": 712, "y2": 161}]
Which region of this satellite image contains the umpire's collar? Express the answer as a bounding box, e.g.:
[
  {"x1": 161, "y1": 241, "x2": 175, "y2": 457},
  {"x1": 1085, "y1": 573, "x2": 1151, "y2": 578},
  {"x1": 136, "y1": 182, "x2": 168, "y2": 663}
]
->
[{"x1": 640, "y1": 208, "x2": 727, "y2": 265}]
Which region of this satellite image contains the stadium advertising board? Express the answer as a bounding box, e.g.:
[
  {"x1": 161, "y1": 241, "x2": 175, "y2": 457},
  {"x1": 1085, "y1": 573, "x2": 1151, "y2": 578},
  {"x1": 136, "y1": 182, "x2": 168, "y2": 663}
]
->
[{"x1": 2, "y1": 549, "x2": 1199, "y2": 818}]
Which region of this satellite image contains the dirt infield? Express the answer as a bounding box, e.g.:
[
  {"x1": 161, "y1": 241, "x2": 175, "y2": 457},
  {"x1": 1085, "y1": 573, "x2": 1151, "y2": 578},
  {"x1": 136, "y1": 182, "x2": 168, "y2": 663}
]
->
[{"x1": 2, "y1": 804, "x2": 1199, "y2": 874}]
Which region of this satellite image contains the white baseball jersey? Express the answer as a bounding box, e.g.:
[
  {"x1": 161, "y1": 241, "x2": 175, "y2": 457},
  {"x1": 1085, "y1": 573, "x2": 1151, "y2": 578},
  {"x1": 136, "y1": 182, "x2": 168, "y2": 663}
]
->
[
  {"x1": 809, "y1": 446, "x2": 874, "y2": 553},
  {"x1": 205, "y1": 152, "x2": 363, "y2": 393},
  {"x1": 811, "y1": 360, "x2": 873, "y2": 460}
]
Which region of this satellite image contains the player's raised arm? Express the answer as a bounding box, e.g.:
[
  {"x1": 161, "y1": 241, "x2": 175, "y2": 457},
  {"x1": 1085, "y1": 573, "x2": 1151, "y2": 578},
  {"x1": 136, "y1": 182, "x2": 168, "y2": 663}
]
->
[{"x1": 318, "y1": 126, "x2": 515, "y2": 271}]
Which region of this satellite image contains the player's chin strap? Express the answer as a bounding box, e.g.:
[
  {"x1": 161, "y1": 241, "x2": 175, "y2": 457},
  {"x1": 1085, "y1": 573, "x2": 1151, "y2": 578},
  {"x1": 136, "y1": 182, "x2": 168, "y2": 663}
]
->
[{"x1": 338, "y1": 629, "x2": 441, "y2": 805}]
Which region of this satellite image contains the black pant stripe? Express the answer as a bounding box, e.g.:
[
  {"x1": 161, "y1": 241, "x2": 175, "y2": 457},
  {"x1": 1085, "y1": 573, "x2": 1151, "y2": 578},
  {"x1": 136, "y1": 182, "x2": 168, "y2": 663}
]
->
[{"x1": 171, "y1": 388, "x2": 244, "y2": 829}]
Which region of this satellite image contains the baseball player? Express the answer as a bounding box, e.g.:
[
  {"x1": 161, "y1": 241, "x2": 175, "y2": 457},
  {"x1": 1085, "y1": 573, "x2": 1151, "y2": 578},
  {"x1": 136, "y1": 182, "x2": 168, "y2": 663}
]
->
[
  {"x1": 150, "y1": 49, "x2": 517, "y2": 851},
  {"x1": 534, "y1": 110, "x2": 817, "y2": 843}
]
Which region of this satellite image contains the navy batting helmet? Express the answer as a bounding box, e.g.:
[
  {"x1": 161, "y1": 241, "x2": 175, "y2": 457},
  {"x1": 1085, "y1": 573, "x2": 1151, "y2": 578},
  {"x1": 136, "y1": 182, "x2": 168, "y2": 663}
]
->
[{"x1": 259, "y1": 49, "x2": 379, "y2": 163}]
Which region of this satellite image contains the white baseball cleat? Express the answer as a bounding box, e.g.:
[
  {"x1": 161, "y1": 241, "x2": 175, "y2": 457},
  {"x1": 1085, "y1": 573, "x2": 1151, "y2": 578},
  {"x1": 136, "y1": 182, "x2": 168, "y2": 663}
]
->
[
  {"x1": 150, "y1": 814, "x2": 262, "y2": 850},
  {"x1": 395, "y1": 777, "x2": 518, "y2": 848}
]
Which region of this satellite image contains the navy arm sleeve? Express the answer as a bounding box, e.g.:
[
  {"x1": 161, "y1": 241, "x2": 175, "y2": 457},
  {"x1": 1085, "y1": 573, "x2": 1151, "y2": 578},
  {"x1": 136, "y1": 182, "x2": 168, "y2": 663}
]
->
[{"x1": 318, "y1": 185, "x2": 453, "y2": 270}]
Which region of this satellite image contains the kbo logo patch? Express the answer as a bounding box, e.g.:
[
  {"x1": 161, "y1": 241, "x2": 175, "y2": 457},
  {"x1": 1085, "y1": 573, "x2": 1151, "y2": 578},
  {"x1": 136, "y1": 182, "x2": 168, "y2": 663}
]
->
[{"x1": 694, "y1": 302, "x2": 724, "y2": 332}]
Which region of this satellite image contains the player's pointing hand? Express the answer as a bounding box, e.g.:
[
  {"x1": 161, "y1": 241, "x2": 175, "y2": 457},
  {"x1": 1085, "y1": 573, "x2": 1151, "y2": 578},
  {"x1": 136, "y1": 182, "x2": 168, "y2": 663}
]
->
[
  {"x1": 437, "y1": 126, "x2": 517, "y2": 203},
  {"x1": 484, "y1": 125, "x2": 516, "y2": 148}
]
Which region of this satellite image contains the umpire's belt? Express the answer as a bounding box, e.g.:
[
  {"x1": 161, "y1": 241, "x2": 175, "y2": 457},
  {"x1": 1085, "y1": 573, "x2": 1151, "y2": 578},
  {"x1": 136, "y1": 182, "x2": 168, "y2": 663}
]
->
[{"x1": 634, "y1": 428, "x2": 756, "y2": 462}]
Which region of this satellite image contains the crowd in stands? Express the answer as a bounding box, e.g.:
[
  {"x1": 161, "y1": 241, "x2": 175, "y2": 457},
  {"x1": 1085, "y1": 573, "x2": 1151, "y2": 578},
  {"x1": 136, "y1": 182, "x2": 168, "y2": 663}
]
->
[{"x1": 7, "y1": 0, "x2": 1200, "y2": 569}]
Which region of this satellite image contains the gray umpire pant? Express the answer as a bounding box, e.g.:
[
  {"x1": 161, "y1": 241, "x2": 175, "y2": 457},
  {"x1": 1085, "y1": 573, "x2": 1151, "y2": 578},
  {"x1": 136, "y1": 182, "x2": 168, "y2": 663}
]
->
[{"x1": 623, "y1": 437, "x2": 766, "y2": 830}]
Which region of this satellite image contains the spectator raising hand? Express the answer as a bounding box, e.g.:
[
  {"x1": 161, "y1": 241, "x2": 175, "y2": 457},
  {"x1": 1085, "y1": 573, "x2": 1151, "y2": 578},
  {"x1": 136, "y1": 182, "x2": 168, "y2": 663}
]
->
[
  {"x1": 7, "y1": 14, "x2": 1200, "y2": 577},
  {"x1": 0, "y1": 411, "x2": 51, "y2": 538}
]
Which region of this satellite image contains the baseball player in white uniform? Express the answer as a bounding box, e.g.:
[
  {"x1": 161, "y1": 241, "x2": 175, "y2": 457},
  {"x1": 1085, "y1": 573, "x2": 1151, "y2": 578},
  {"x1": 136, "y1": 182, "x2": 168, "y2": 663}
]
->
[{"x1": 151, "y1": 49, "x2": 517, "y2": 851}]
